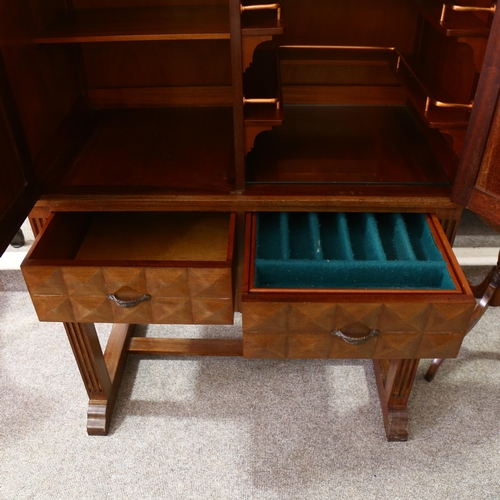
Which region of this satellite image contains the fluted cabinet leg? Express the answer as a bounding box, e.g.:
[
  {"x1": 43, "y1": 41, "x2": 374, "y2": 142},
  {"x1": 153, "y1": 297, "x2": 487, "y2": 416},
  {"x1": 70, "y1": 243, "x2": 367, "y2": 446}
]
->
[
  {"x1": 373, "y1": 359, "x2": 419, "y2": 441},
  {"x1": 63, "y1": 322, "x2": 135, "y2": 435}
]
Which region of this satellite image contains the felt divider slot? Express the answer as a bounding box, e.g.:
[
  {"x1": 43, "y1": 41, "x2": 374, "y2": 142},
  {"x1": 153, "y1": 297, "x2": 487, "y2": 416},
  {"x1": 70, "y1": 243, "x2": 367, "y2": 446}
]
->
[
  {"x1": 288, "y1": 213, "x2": 316, "y2": 259},
  {"x1": 279, "y1": 213, "x2": 290, "y2": 259},
  {"x1": 308, "y1": 213, "x2": 323, "y2": 261},
  {"x1": 319, "y1": 213, "x2": 354, "y2": 260},
  {"x1": 402, "y1": 213, "x2": 443, "y2": 261},
  {"x1": 376, "y1": 213, "x2": 417, "y2": 261},
  {"x1": 256, "y1": 212, "x2": 282, "y2": 259},
  {"x1": 254, "y1": 212, "x2": 456, "y2": 290},
  {"x1": 345, "y1": 213, "x2": 387, "y2": 261}
]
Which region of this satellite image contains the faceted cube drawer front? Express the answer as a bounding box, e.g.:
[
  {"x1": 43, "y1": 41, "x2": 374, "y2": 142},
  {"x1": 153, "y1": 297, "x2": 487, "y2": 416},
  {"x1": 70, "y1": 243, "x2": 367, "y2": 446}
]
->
[
  {"x1": 242, "y1": 301, "x2": 474, "y2": 359},
  {"x1": 22, "y1": 266, "x2": 233, "y2": 324},
  {"x1": 242, "y1": 212, "x2": 475, "y2": 359},
  {"x1": 21, "y1": 212, "x2": 235, "y2": 325}
]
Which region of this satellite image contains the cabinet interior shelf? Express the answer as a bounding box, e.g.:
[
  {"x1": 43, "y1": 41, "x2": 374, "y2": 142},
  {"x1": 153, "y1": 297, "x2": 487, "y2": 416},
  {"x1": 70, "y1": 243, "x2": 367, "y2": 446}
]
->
[
  {"x1": 246, "y1": 105, "x2": 450, "y2": 186},
  {"x1": 241, "y1": 10, "x2": 284, "y2": 36},
  {"x1": 34, "y1": 6, "x2": 231, "y2": 43},
  {"x1": 278, "y1": 46, "x2": 472, "y2": 128},
  {"x1": 47, "y1": 108, "x2": 235, "y2": 194},
  {"x1": 410, "y1": 0, "x2": 493, "y2": 37},
  {"x1": 394, "y1": 54, "x2": 472, "y2": 128},
  {"x1": 244, "y1": 103, "x2": 284, "y2": 127},
  {"x1": 34, "y1": 6, "x2": 284, "y2": 44}
]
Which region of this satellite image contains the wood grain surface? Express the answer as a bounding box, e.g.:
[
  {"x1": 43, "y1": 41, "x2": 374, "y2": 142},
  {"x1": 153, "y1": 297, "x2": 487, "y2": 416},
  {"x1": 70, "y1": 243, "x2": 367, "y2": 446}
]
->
[{"x1": 35, "y1": 6, "x2": 231, "y2": 43}]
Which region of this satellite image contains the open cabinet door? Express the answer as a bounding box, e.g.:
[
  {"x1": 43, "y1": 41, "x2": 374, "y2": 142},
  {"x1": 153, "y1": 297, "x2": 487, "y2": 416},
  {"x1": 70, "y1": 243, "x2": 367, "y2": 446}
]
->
[
  {"x1": 0, "y1": 52, "x2": 40, "y2": 255},
  {"x1": 453, "y1": 12, "x2": 500, "y2": 227}
]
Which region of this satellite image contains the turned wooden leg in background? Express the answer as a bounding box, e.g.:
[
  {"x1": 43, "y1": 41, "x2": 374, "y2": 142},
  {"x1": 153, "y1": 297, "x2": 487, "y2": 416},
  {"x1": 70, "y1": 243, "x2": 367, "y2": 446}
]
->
[
  {"x1": 373, "y1": 359, "x2": 419, "y2": 441},
  {"x1": 63, "y1": 322, "x2": 136, "y2": 435},
  {"x1": 425, "y1": 252, "x2": 500, "y2": 382},
  {"x1": 424, "y1": 358, "x2": 444, "y2": 382}
]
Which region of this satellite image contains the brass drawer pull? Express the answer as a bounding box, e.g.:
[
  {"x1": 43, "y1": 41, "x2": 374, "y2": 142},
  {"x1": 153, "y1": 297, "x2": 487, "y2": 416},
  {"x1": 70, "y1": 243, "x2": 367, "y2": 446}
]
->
[
  {"x1": 243, "y1": 97, "x2": 281, "y2": 109},
  {"x1": 240, "y1": 3, "x2": 281, "y2": 21},
  {"x1": 331, "y1": 329, "x2": 380, "y2": 345},
  {"x1": 107, "y1": 293, "x2": 151, "y2": 308},
  {"x1": 440, "y1": 3, "x2": 496, "y2": 23}
]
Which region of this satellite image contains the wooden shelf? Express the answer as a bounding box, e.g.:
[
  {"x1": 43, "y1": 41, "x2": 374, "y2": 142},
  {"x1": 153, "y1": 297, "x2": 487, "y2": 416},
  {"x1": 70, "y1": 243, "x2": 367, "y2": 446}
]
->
[
  {"x1": 244, "y1": 104, "x2": 284, "y2": 127},
  {"x1": 34, "y1": 6, "x2": 230, "y2": 44},
  {"x1": 246, "y1": 105, "x2": 451, "y2": 185},
  {"x1": 410, "y1": 0, "x2": 492, "y2": 37},
  {"x1": 395, "y1": 54, "x2": 472, "y2": 128},
  {"x1": 50, "y1": 108, "x2": 234, "y2": 193},
  {"x1": 274, "y1": 46, "x2": 472, "y2": 128},
  {"x1": 241, "y1": 10, "x2": 284, "y2": 37},
  {"x1": 242, "y1": 44, "x2": 283, "y2": 154},
  {"x1": 278, "y1": 46, "x2": 404, "y2": 105},
  {"x1": 240, "y1": 10, "x2": 284, "y2": 71}
]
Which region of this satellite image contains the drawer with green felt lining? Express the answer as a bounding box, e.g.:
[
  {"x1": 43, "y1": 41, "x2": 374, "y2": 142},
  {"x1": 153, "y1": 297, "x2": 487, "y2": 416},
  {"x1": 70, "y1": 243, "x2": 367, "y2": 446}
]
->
[
  {"x1": 254, "y1": 212, "x2": 455, "y2": 290},
  {"x1": 242, "y1": 212, "x2": 475, "y2": 360}
]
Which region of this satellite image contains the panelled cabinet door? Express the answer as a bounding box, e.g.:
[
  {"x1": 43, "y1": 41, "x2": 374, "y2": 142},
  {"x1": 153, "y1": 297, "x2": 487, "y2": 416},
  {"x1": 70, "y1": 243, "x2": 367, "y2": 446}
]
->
[
  {"x1": 0, "y1": 53, "x2": 39, "y2": 255},
  {"x1": 453, "y1": 11, "x2": 500, "y2": 226}
]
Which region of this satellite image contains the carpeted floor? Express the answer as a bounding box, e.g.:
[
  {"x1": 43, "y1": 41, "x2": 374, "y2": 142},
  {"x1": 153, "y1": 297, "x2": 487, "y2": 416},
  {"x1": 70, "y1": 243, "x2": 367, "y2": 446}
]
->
[{"x1": 1, "y1": 213, "x2": 499, "y2": 499}]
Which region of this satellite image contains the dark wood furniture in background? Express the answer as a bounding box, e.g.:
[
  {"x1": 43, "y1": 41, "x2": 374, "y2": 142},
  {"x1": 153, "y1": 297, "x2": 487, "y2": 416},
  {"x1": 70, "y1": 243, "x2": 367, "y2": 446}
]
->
[
  {"x1": 425, "y1": 249, "x2": 500, "y2": 381},
  {"x1": 1, "y1": 0, "x2": 500, "y2": 441}
]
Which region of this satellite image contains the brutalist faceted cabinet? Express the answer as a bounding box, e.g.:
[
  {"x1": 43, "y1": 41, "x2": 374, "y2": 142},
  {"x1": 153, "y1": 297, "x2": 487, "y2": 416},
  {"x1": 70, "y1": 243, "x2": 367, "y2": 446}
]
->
[{"x1": 1, "y1": 0, "x2": 500, "y2": 441}]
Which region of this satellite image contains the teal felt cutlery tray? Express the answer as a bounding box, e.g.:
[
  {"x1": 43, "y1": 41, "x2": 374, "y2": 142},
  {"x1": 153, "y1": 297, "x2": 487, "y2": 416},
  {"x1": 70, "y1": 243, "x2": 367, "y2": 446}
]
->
[{"x1": 254, "y1": 212, "x2": 456, "y2": 290}]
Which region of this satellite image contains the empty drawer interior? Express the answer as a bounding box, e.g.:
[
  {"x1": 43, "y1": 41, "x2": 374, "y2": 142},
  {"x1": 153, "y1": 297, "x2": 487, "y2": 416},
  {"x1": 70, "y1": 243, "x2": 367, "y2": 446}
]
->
[{"x1": 28, "y1": 211, "x2": 234, "y2": 264}]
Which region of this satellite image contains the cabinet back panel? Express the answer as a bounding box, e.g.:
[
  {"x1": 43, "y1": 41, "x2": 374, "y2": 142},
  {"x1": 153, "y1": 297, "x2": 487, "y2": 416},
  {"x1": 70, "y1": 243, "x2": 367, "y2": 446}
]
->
[
  {"x1": 83, "y1": 41, "x2": 231, "y2": 88},
  {"x1": 280, "y1": 60, "x2": 400, "y2": 87},
  {"x1": 278, "y1": 0, "x2": 419, "y2": 52},
  {"x1": 59, "y1": 108, "x2": 235, "y2": 191},
  {"x1": 0, "y1": 0, "x2": 83, "y2": 164}
]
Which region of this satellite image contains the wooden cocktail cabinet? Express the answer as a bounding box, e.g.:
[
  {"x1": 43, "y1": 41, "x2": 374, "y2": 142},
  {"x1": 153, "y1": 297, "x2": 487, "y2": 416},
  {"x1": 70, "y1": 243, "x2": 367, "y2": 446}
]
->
[{"x1": 1, "y1": 0, "x2": 500, "y2": 441}]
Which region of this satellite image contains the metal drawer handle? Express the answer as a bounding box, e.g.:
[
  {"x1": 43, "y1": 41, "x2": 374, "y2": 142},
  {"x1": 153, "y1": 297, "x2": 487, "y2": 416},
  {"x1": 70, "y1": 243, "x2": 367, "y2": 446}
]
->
[
  {"x1": 243, "y1": 97, "x2": 281, "y2": 109},
  {"x1": 240, "y1": 3, "x2": 281, "y2": 21},
  {"x1": 106, "y1": 293, "x2": 151, "y2": 308},
  {"x1": 331, "y1": 329, "x2": 380, "y2": 345},
  {"x1": 440, "y1": 3, "x2": 496, "y2": 23}
]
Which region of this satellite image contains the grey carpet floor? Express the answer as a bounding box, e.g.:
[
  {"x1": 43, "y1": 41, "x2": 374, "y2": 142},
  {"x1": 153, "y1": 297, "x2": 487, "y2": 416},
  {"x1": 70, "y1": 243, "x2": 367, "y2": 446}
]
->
[{"x1": 1, "y1": 269, "x2": 499, "y2": 500}]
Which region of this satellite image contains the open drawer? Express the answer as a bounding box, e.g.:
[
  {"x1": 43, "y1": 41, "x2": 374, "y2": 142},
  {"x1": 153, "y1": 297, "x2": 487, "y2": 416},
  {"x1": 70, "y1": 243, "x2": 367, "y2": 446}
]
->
[
  {"x1": 242, "y1": 212, "x2": 476, "y2": 359},
  {"x1": 22, "y1": 212, "x2": 236, "y2": 325}
]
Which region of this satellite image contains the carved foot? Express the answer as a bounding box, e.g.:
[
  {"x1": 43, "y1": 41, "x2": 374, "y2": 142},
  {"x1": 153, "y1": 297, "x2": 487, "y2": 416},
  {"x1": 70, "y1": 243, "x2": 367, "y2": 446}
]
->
[
  {"x1": 87, "y1": 402, "x2": 110, "y2": 436},
  {"x1": 373, "y1": 359, "x2": 419, "y2": 441},
  {"x1": 384, "y1": 408, "x2": 410, "y2": 442},
  {"x1": 64, "y1": 322, "x2": 135, "y2": 435}
]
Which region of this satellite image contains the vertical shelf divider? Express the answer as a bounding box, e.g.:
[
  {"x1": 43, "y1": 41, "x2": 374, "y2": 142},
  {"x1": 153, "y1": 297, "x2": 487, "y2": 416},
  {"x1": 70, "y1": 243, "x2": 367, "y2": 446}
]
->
[{"x1": 229, "y1": 0, "x2": 246, "y2": 192}]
